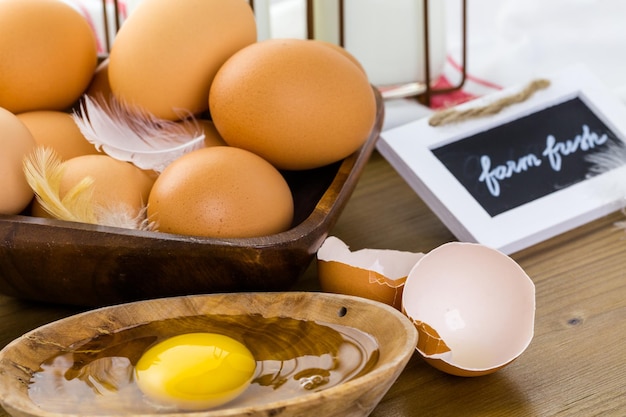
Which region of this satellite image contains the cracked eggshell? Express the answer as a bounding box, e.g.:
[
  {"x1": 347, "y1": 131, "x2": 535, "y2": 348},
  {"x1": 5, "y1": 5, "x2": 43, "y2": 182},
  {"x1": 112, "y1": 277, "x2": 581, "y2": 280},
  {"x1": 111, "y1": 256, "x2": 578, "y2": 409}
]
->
[
  {"x1": 317, "y1": 236, "x2": 424, "y2": 310},
  {"x1": 402, "y1": 242, "x2": 535, "y2": 377}
]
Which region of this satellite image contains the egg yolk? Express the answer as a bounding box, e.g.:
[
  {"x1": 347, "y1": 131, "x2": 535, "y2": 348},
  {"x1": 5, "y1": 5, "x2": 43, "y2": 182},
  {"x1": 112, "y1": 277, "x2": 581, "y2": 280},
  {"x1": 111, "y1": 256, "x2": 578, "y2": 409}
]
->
[{"x1": 135, "y1": 333, "x2": 256, "y2": 410}]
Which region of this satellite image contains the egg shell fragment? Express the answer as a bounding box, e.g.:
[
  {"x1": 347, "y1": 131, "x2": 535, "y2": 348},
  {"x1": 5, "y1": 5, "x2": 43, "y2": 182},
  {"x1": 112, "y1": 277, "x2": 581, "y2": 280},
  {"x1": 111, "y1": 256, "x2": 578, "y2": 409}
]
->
[
  {"x1": 402, "y1": 242, "x2": 536, "y2": 377},
  {"x1": 317, "y1": 236, "x2": 424, "y2": 310}
]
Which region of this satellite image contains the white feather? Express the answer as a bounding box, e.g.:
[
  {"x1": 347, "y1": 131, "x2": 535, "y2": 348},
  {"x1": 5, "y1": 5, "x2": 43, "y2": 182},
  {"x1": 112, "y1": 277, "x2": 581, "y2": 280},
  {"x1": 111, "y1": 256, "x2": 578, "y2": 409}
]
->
[
  {"x1": 586, "y1": 140, "x2": 626, "y2": 231},
  {"x1": 586, "y1": 140, "x2": 626, "y2": 174},
  {"x1": 72, "y1": 95, "x2": 206, "y2": 173}
]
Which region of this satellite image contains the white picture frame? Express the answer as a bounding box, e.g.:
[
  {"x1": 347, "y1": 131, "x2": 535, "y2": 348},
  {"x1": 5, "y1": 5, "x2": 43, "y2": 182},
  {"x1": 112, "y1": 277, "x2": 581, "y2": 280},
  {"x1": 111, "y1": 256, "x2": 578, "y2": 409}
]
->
[{"x1": 377, "y1": 64, "x2": 626, "y2": 254}]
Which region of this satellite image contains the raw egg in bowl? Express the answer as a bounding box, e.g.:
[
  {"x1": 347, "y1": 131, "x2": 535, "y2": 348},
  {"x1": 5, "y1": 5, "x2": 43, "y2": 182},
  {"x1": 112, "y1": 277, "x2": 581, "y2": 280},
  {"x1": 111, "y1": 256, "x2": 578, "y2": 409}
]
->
[
  {"x1": 0, "y1": 292, "x2": 417, "y2": 417},
  {"x1": 402, "y1": 242, "x2": 536, "y2": 377}
]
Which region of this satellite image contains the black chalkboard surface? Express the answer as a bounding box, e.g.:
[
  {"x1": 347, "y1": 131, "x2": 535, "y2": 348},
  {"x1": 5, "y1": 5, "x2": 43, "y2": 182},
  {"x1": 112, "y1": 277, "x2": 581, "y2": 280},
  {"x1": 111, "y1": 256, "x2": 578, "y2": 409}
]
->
[
  {"x1": 377, "y1": 65, "x2": 626, "y2": 254},
  {"x1": 431, "y1": 97, "x2": 622, "y2": 217}
]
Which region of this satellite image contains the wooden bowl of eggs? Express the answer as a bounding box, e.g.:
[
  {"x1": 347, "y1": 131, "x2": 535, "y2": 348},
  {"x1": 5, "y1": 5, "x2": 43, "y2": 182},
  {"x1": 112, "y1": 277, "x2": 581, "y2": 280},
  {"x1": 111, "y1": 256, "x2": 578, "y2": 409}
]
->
[
  {"x1": 0, "y1": 291, "x2": 418, "y2": 417},
  {"x1": 0, "y1": 89, "x2": 381, "y2": 307},
  {"x1": 0, "y1": 0, "x2": 384, "y2": 307}
]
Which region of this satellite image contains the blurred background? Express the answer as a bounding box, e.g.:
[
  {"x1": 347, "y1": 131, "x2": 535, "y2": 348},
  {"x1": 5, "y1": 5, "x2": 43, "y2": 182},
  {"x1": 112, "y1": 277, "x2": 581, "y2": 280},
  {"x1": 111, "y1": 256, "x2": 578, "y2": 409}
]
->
[{"x1": 64, "y1": 0, "x2": 626, "y2": 129}]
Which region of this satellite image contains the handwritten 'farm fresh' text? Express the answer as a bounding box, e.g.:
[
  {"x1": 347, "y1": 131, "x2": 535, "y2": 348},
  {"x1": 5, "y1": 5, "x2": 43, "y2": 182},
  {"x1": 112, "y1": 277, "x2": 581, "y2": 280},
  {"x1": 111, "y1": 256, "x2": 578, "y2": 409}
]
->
[{"x1": 478, "y1": 124, "x2": 608, "y2": 197}]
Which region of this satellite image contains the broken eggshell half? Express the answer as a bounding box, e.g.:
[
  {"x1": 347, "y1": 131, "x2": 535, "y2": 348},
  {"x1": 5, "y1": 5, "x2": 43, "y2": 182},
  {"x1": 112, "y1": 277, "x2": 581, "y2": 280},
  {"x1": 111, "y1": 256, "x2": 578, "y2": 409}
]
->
[
  {"x1": 402, "y1": 242, "x2": 536, "y2": 377},
  {"x1": 317, "y1": 236, "x2": 424, "y2": 310}
]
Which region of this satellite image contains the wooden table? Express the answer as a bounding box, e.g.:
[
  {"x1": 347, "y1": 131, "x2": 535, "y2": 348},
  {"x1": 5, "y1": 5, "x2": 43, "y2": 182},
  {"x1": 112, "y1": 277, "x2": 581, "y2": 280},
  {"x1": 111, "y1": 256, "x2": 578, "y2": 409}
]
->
[{"x1": 1, "y1": 151, "x2": 624, "y2": 416}]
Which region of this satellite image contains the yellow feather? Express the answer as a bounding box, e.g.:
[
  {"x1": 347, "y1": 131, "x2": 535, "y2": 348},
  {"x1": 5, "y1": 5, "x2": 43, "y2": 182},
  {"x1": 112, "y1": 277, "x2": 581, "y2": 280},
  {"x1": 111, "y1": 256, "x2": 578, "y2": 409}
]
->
[
  {"x1": 23, "y1": 147, "x2": 157, "y2": 231},
  {"x1": 23, "y1": 147, "x2": 98, "y2": 224}
]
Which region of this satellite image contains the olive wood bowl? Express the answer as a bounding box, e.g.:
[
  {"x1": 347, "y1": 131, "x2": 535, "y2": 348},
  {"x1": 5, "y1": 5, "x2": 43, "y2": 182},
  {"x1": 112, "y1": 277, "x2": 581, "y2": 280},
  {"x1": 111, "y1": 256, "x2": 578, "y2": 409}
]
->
[
  {"x1": 0, "y1": 291, "x2": 417, "y2": 417},
  {"x1": 0, "y1": 90, "x2": 383, "y2": 307}
]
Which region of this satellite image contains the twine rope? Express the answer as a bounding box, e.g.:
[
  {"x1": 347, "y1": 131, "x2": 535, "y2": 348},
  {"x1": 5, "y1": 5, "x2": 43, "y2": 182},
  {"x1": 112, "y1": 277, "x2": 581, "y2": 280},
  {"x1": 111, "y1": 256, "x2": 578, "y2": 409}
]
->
[{"x1": 428, "y1": 78, "x2": 551, "y2": 127}]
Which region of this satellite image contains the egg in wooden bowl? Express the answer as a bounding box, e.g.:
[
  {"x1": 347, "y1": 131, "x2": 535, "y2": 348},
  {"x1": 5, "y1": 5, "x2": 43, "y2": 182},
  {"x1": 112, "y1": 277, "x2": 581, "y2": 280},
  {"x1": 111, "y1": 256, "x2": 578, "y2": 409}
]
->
[{"x1": 0, "y1": 292, "x2": 417, "y2": 417}]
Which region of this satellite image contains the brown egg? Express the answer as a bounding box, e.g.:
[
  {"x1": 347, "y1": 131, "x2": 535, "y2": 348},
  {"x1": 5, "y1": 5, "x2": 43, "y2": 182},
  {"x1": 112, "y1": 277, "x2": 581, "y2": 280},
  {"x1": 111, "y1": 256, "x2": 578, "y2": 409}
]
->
[
  {"x1": 175, "y1": 118, "x2": 227, "y2": 148},
  {"x1": 0, "y1": 107, "x2": 36, "y2": 214},
  {"x1": 197, "y1": 119, "x2": 228, "y2": 148},
  {"x1": 29, "y1": 199, "x2": 52, "y2": 219},
  {"x1": 209, "y1": 38, "x2": 377, "y2": 170},
  {"x1": 86, "y1": 58, "x2": 112, "y2": 100},
  {"x1": 315, "y1": 40, "x2": 367, "y2": 74},
  {"x1": 59, "y1": 155, "x2": 155, "y2": 221},
  {"x1": 17, "y1": 111, "x2": 100, "y2": 161},
  {"x1": 148, "y1": 146, "x2": 294, "y2": 238},
  {"x1": 0, "y1": 0, "x2": 98, "y2": 113},
  {"x1": 108, "y1": 0, "x2": 257, "y2": 120}
]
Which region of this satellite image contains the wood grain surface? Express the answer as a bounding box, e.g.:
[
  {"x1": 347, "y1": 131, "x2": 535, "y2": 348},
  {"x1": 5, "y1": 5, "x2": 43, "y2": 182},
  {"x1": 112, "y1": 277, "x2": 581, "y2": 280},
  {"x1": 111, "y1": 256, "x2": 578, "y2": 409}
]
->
[{"x1": 0, "y1": 151, "x2": 624, "y2": 416}]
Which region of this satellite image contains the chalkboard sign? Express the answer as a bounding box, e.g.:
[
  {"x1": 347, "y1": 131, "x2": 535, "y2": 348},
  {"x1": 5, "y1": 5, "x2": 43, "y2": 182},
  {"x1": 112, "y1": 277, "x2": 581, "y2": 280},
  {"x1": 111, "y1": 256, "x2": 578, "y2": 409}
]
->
[
  {"x1": 377, "y1": 65, "x2": 626, "y2": 254},
  {"x1": 431, "y1": 97, "x2": 622, "y2": 217}
]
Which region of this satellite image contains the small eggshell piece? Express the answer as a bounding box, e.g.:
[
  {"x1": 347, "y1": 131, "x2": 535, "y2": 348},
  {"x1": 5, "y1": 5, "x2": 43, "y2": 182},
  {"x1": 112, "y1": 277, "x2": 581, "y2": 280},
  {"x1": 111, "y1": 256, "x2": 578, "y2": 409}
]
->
[
  {"x1": 317, "y1": 236, "x2": 424, "y2": 310},
  {"x1": 402, "y1": 242, "x2": 536, "y2": 376},
  {"x1": 414, "y1": 321, "x2": 451, "y2": 356}
]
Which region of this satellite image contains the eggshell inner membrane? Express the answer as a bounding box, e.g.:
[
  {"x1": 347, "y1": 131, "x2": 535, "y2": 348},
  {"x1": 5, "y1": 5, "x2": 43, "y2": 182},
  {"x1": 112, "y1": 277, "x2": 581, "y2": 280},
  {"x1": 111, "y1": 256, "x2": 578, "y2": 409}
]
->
[
  {"x1": 402, "y1": 242, "x2": 535, "y2": 375},
  {"x1": 317, "y1": 236, "x2": 424, "y2": 309},
  {"x1": 413, "y1": 321, "x2": 451, "y2": 355}
]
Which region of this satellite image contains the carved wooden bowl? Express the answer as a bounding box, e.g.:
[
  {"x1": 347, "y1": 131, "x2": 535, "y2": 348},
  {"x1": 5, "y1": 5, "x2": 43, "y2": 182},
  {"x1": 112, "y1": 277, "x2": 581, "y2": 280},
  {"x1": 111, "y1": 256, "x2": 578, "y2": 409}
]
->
[
  {"x1": 0, "y1": 292, "x2": 417, "y2": 417},
  {"x1": 0, "y1": 90, "x2": 383, "y2": 307}
]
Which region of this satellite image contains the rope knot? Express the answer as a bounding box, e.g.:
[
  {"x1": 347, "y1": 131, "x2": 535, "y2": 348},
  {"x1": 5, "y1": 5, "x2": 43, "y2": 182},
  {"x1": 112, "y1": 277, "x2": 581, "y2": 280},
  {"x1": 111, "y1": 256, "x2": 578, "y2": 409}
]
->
[{"x1": 428, "y1": 79, "x2": 551, "y2": 127}]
